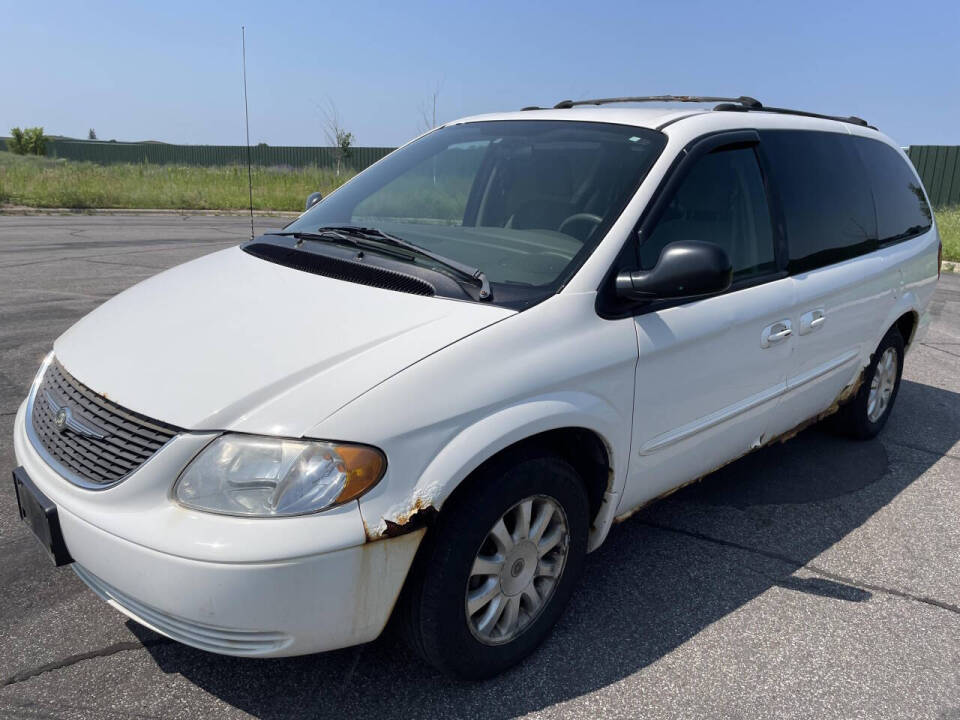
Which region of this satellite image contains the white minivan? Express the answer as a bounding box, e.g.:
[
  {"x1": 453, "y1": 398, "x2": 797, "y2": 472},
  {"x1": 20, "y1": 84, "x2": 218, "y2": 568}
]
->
[{"x1": 13, "y1": 96, "x2": 941, "y2": 679}]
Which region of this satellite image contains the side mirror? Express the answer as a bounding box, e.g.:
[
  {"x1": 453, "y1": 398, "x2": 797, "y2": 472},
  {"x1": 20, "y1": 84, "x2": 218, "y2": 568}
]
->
[
  {"x1": 615, "y1": 241, "x2": 732, "y2": 301},
  {"x1": 305, "y1": 191, "x2": 323, "y2": 211}
]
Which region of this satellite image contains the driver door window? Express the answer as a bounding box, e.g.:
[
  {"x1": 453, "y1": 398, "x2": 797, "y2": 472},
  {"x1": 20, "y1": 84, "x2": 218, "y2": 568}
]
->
[{"x1": 640, "y1": 146, "x2": 776, "y2": 282}]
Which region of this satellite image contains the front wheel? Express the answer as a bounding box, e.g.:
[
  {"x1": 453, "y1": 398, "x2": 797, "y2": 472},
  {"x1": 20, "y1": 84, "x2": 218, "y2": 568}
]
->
[
  {"x1": 833, "y1": 326, "x2": 905, "y2": 439},
  {"x1": 398, "y1": 449, "x2": 589, "y2": 679}
]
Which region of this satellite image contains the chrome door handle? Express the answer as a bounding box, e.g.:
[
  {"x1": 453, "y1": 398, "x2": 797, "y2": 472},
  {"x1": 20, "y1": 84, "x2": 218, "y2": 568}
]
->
[
  {"x1": 761, "y1": 320, "x2": 792, "y2": 348},
  {"x1": 799, "y1": 309, "x2": 826, "y2": 335}
]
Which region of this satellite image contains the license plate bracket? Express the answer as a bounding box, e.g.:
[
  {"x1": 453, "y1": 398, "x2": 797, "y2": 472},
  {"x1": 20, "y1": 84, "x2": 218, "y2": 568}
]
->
[{"x1": 12, "y1": 467, "x2": 73, "y2": 566}]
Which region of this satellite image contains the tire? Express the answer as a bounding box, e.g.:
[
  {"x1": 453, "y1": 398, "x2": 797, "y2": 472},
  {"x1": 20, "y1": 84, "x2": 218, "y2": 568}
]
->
[
  {"x1": 398, "y1": 447, "x2": 589, "y2": 679},
  {"x1": 833, "y1": 326, "x2": 905, "y2": 440}
]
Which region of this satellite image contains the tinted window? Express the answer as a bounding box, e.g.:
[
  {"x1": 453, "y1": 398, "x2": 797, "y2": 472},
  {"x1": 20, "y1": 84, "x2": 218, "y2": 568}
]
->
[
  {"x1": 761, "y1": 130, "x2": 877, "y2": 273},
  {"x1": 852, "y1": 137, "x2": 932, "y2": 244},
  {"x1": 640, "y1": 146, "x2": 776, "y2": 281}
]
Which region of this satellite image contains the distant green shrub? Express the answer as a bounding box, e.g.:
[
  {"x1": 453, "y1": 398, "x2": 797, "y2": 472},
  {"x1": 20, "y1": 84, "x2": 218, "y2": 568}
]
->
[{"x1": 7, "y1": 127, "x2": 47, "y2": 155}]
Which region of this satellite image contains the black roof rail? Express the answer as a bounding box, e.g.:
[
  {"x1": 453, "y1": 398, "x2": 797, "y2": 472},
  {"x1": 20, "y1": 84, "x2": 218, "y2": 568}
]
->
[
  {"x1": 546, "y1": 95, "x2": 762, "y2": 110},
  {"x1": 521, "y1": 94, "x2": 875, "y2": 130},
  {"x1": 713, "y1": 102, "x2": 874, "y2": 129}
]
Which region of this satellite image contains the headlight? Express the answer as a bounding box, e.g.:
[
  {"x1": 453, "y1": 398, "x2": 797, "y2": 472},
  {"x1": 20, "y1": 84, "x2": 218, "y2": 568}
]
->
[{"x1": 174, "y1": 434, "x2": 386, "y2": 517}]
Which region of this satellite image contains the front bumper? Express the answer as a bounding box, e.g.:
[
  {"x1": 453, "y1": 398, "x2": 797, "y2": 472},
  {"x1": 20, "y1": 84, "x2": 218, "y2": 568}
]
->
[{"x1": 13, "y1": 400, "x2": 422, "y2": 657}]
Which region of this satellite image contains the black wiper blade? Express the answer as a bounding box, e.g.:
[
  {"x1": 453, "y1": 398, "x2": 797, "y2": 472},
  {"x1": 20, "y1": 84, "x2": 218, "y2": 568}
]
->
[
  {"x1": 270, "y1": 229, "x2": 417, "y2": 262},
  {"x1": 317, "y1": 225, "x2": 492, "y2": 301},
  {"x1": 272, "y1": 229, "x2": 362, "y2": 248}
]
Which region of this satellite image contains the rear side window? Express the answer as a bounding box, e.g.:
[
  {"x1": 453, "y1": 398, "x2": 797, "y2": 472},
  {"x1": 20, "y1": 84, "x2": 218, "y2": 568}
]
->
[
  {"x1": 851, "y1": 137, "x2": 932, "y2": 244},
  {"x1": 761, "y1": 130, "x2": 876, "y2": 273},
  {"x1": 640, "y1": 146, "x2": 777, "y2": 281}
]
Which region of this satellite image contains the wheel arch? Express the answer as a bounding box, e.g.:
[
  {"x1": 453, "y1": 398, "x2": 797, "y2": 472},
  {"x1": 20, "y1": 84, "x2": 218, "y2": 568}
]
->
[
  {"x1": 444, "y1": 427, "x2": 612, "y2": 534},
  {"x1": 359, "y1": 393, "x2": 628, "y2": 551},
  {"x1": 894, "y1": 309, "x2": 918, "y2": 349},
  {"x1": 872, "y1": 296, "x2": 920, "y2": 361}
]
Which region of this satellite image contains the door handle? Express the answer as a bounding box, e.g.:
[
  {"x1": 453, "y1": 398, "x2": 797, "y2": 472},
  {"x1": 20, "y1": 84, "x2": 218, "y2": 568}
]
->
[
  {"x1": 799, "y1": 309, "x2": 826, "y2": 335},
  {"x1": 761, "y1": 320, "x2": 792, "y2": 348}
]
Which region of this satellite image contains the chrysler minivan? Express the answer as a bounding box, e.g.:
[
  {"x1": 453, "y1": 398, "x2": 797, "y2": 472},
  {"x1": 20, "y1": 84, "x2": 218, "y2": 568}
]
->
[{"x1": 12, "y1": 95, "x2": 940, "y2": 679}]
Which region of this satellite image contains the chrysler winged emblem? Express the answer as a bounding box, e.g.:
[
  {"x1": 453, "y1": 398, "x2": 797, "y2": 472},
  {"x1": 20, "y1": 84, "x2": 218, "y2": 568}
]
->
[{"x1": 43, "y1": 391, "x2": 108, "y2": 440}]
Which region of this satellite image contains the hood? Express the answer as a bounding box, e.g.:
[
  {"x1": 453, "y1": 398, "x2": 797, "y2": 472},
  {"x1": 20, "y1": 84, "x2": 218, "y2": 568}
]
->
[{"x1": 54, "y1": 246, "x2": 513, "y2": 435}]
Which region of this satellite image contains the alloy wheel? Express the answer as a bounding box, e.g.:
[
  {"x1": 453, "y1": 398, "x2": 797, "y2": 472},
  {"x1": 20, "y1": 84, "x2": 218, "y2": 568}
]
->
[
  {"x1": 464, "y1": 495, "x2": 569, "y2": 645},
  {"x1": 867, "y1": 346, "x2": 898, "y2": 422}
]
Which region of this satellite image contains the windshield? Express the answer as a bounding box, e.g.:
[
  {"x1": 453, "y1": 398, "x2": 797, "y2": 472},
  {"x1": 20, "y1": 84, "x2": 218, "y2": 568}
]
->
[{"x1": 283, "y1": 121, "x2": 666, "y2": 306}]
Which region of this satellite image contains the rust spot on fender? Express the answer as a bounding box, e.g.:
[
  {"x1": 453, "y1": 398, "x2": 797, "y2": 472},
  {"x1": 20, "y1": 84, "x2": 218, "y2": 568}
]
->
[{"x1": 365, "y1": 498, "x2": 439, "y2": 542}]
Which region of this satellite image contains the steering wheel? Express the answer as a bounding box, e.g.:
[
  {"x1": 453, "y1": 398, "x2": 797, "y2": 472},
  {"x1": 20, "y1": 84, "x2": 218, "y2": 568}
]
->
[{"x1": 558, "y1": 213, "x2": 603, "y2": 238}]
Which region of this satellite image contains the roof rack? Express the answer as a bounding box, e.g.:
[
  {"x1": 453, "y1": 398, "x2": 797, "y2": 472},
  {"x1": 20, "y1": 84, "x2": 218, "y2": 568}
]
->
[
  {"x1": 520, "y1": 95, "x2": 873, "y2": 129},
  {"x1": 544, "y1": 95, "x2": 762, "y2": 110},
  {"x1": 712, "y1": 102, "x2": 872, "y2": 129}
]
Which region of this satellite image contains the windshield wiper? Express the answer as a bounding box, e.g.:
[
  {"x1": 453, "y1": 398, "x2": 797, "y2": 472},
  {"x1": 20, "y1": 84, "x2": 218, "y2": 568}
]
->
[
  {"x1": 273, "y1": 229, "x2": 362, "y2": 248},
  {"x1": 316, "y1": 226, "x2": 492, "y2": 301},
  {"x1": 271, "y1": 229, "x2": 419, "y2": 262}
]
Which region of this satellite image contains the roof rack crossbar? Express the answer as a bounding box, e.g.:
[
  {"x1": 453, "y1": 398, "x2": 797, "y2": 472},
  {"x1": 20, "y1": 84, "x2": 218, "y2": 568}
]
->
[{"x1": 549, "y1": 95, "x2": 762, "y2": 110}]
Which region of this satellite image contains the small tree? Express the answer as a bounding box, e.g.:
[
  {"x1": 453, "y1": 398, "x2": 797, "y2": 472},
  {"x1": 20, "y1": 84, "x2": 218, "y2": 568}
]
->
[
  {"x1": 417, "y1": 79, "x2": 443, "y2": 134},
  {"x1": 25, "y1": 127, "x2": 47, "y2": 155},
  {"x1": 320, "y1": 98, "x2": 354, "y2": 176},
  {"x1": 337, "y1": 130, "x2": 354, "y2": 167},
  {"x1": 7, "y1": 127, "x2": 47, "y2": 155},
  {"x1": 417, "y1": 81, "x2": 443, "y2": 184},
  {"x1": 88, "y1": 128, "x2": 97, "y2": 140},
  {"x1": 7, "y1": 127, "x2": 26, "y2": 154}
]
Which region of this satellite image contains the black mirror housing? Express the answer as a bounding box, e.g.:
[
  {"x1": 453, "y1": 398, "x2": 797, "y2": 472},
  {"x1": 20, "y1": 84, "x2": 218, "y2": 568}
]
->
[
  {"x1": 616, "y1": 241, "x2": 732, "y2": 301},
  {"x1": 305, "y1": 192, "x2": 323, "y2": 211}
]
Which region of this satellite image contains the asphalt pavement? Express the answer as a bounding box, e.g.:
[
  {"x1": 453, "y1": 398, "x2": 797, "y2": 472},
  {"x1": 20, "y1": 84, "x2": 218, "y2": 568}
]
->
[{"x1": 0, "y1": 214, "x2": 958, "y2": 719}]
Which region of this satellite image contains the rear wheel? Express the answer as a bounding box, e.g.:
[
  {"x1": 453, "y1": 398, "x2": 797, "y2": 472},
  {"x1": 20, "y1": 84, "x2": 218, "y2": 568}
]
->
[
  {"x1": 833, "y1": 327, "x2": 904, "y2": 439},
  {"x1": 398, "y1": 448, "x2": 589, "y2": 679}
]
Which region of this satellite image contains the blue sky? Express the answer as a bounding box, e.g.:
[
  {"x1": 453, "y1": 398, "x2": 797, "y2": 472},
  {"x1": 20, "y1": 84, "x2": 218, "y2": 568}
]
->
[{"x1": 2, "y1": 0, "x2": 958, "y2": 147}]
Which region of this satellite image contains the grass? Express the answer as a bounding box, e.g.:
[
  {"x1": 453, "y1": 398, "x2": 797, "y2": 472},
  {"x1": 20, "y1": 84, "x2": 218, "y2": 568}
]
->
[
  {"x1": 1, "y1": 153, "x2": 959, "y2": 263},
  {"x1": 0, "y1": 152, "x2": 354, "y2": 211},
  {"x1": 937, "y1": 205, "x2": 960, "y2": 263}
]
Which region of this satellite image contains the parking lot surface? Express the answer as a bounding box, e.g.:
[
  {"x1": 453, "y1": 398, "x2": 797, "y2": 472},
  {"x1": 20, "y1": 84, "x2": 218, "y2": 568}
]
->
[{"x1": 0, "y1": 214, "x2": 958, "y2": 719}]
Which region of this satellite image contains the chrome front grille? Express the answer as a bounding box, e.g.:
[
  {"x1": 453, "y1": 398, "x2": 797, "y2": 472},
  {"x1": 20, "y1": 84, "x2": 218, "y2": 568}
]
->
[{"x1": 29, "y1": 358, "x2": 180, "y2": 488}]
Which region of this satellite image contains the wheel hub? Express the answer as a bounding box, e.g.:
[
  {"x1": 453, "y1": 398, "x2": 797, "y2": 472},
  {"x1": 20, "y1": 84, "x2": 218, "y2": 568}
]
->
[{"x1": 500, "y1": 541, "x2": 538, "y2": 596}]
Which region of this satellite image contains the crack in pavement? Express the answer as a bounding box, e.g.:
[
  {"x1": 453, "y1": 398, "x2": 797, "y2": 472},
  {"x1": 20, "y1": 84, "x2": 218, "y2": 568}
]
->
[
  {"x1": 920, "y1": 342, "x2": 960, "y2": 360},
  {"x1": 1, "y1": 638, "x2": 173, "y2": 688},
  {"x1": 639, "y1": 520, "x2": 960, "y2": 616},
  {"x1": 884, "y1": 437, "x2": 960, "y2": 462},
  {"x1": 0, "y1": 696, "x2": 168, "y2": 720},
  {"x1": 0, "y1": 239, "x2": 236, "y2": 270},
  {"x1": 80, "y1": 258, "x2": 169, "y2": 271}
]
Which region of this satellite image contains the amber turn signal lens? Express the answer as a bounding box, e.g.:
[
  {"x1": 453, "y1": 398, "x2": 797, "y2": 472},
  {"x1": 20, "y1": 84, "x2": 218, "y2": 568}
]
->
[{"x1": 334, "y1": 445, "x2": 387, "y2": 504}]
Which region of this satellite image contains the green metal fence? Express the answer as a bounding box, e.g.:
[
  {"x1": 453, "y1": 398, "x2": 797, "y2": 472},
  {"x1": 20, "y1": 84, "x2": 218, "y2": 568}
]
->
[
  {"x1": 48, "y1": 140, "x2": 396, "y2": 171},
  {"x1": 1, "y1": 137, "x2": 395, "y2": 171},
  {"x1": 907, "y1": 146, "x2": 960, "y2": 208}
]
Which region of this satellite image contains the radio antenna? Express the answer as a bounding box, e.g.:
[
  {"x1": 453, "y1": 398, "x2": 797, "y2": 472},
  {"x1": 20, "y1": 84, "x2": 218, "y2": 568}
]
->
[{"x1": 241, "y1": 26, "x2": 254, "y2": 241}]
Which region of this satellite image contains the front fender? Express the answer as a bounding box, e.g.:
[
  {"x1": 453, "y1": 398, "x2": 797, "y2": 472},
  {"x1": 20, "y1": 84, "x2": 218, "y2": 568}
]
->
[
  {"x1": 306, "y1": 291, "x2": 639, "y2": 553},
  {"x1": 358, "y1": 391, "x2": 629, "y2": 548}
]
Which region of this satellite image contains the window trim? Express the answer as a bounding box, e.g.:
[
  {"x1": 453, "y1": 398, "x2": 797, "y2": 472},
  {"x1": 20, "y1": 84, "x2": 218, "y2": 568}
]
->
[{"x1": 596, "y1": 129, "x2": 787, "y2": 320}]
